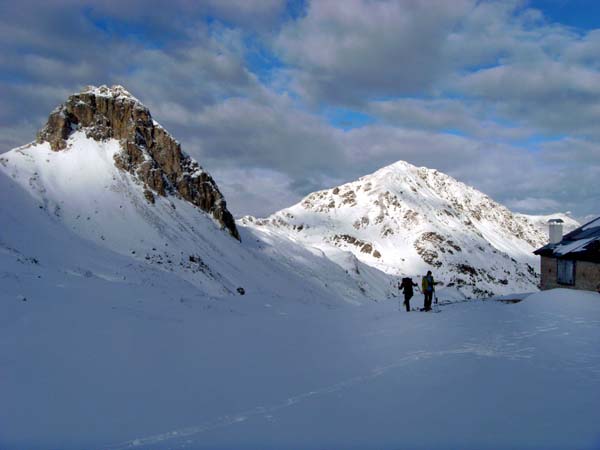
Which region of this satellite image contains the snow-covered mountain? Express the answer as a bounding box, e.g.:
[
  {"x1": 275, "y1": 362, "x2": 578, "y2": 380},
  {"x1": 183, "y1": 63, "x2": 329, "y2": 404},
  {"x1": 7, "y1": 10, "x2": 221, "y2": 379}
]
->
[
  {"x1": 0, "y1": 85, "x2": 392, "y2": 305},
  {"x1": 241, "y1": 161, "x2": 579, "y2": 297}
]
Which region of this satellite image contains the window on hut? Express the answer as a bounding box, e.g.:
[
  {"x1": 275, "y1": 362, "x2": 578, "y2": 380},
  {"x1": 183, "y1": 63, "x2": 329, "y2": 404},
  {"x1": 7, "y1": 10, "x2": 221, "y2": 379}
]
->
[{"x1": 557, "y1": 259, "x2": 575, "y2": 285}]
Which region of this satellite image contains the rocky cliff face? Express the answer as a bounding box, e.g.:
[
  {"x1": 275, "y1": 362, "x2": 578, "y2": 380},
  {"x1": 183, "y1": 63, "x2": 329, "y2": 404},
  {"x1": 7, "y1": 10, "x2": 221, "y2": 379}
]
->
[{"x1": 36, "y1": 85, "x2": 239, "y2": 240}]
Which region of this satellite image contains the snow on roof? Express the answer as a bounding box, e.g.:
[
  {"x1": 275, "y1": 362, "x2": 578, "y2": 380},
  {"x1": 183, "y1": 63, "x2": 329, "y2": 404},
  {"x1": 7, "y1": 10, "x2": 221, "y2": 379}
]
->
[
  {"x1": 563, "y1": 216, "x2": 600, "y2": 240},
  {"x1": 554, "y1": 237, "x2": 596, "y2": 256},
  {"x1": 583, "y1": 217, "x2": 600, "y2": 231}
]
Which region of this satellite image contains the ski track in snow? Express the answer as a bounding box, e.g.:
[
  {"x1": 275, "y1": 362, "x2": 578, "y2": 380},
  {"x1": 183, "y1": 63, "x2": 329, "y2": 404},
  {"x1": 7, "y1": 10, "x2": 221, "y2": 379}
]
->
[{"x1": 103, "y1": 341, "x2": 538, "y2": 450}]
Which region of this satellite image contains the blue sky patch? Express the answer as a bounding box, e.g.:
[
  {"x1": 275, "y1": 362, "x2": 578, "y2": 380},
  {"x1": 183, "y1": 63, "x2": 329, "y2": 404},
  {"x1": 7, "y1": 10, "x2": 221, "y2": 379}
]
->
[{"x1": 324, "y1": 108, "x2": 376, "y2": 130}]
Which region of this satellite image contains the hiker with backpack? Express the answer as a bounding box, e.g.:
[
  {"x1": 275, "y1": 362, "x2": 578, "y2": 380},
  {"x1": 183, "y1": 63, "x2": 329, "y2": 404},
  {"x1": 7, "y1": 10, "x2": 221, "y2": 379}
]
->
[
  {"x1": 399, "y1": 277, "x2": 418, "y2": 312},
  {"x1": 421, "y1": 270, "x2": 436, "y2": 312}
]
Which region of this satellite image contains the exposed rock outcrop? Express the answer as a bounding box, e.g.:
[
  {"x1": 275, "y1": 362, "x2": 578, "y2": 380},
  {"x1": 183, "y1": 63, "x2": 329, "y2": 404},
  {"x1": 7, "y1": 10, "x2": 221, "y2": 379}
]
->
[{"x1": 36, "y1": 85, "x2": 239, "y2": 240}]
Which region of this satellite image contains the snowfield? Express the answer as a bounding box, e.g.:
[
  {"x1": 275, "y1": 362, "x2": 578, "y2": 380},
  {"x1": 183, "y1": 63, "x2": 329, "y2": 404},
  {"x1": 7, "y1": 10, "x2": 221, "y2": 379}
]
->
[{"x1": 1, "y1": 257, "x2": 599, "y2": 450}]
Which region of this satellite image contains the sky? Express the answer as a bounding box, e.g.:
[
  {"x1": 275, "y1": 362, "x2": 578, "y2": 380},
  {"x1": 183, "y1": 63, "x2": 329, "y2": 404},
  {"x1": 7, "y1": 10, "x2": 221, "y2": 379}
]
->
[{"x1": 0, "y1": 0, "x2": 599, "y2": 221}]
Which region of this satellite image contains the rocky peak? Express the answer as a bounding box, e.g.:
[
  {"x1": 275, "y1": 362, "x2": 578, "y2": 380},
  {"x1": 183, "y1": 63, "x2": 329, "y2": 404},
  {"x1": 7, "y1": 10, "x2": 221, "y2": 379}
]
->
[{"x1": 36, "y1": 85, "x2": 240, "y2": 240}]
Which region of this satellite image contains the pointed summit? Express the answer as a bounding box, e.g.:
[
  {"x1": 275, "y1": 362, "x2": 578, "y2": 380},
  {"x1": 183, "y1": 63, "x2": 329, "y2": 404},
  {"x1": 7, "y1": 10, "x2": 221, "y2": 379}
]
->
[
  {"x1": 37, "y1": 85, "x2": 147, "y2": 150},
  {"x1": 35, "y1": 85, "x2": 239, "y2": 240}
]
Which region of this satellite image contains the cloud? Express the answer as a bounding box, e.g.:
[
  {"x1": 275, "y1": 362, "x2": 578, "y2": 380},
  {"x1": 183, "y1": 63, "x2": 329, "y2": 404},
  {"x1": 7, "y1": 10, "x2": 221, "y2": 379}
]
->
[
  {"x1": 122, "y1": 30, "x2": 260, "y2": 112},
  {"x1": 505, "y1": 197, "x2": 562, "y2": 213},
  {"x1": 4, "y1": 0, "x2": 287, "y2": 37},
  {"x1": 275, "y1": 0, "x2": 475, "y2": 105},
  {"x1": 367, "y1": 98, "x2": 534, "y2": 141},
  {"x1": 457, "y1": 62, "x2": 600, "y2": 137},
  {"x1": 200, "y1": 0, "x2": 287, "y2": 30},
  {"x1": 540, "y1": 137, "x2": 600, "y2": 164},
  {"x1": 0, "y1": 83, "x2": 75, "y2": 150},
  {"x1": 189, "y1": 94, "x2": 347, "y2": 178},
  {"x1": 275, "y1": 0, "x2": 600, "y2": 141},
  {"x1": 209, "y1": 167, "x2": 302, "y2": 218}
]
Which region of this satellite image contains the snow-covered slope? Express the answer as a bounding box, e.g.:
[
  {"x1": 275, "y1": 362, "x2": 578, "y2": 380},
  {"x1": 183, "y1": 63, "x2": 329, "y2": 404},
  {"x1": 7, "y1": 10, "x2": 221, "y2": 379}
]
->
[
  {"x1": 242, "y1": 161, "x2": 579, "y2": 297},
  {"x1": 0, "y1": 86, "x2": 394, "y2": 305}
]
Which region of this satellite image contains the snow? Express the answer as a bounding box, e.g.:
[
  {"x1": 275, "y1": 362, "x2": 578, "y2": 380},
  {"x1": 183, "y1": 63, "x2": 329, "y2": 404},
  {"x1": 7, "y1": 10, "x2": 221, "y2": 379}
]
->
[
  {"x1": 583, "y1": 217, "x2": 600, "y2": 230},
  {"x1": 1, "y1": 130, "x2": 599, "y2": 449},
  {"x1": 82, "y1": 84, "x2": 142, "y2": 104},
  {"x1": 555, "y1": 237, "x2": 596, "y2": 255},
  {"x1": 189, "y1": 166, "x2": 205, "y2": 178}
]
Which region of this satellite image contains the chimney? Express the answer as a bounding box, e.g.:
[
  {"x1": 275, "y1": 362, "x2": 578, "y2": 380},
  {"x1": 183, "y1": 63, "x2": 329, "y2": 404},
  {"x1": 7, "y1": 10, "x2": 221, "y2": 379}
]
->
[{"x1": 548, "y1": 218, "x2": 564, "y2": 244}]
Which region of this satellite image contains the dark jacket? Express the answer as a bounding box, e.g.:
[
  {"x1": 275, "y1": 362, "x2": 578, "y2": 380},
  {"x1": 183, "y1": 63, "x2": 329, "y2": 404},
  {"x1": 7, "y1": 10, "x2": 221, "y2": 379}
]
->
[{"x1": 399, "y1": 277, "x2": 417, "y2": 297}]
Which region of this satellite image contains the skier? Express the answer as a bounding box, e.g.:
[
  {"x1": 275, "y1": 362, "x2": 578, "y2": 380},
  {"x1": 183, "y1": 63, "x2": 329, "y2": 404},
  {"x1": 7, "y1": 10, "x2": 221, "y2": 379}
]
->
[
  {"x1": 421, "y1": 270, "x2": 435, "y2": 311},
  {"x1": 399, "y1": 277, "x2": 418, "y2": 312}
]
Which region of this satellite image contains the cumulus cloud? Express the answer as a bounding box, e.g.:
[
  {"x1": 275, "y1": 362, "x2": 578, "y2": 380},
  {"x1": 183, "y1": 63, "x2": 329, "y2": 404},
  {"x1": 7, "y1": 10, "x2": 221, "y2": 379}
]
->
[
  {"x1": 540, "y1": 137, "x2": 600, "y2": 163},
  {"x1": 505, "y1": 197, "x2": 563, "y2": 213},
  {"x1": 122, "y1": 31, "x2": 260, "y2": 114},
  {"x1": 367, "y1": 98, "x2": 534, "y2": 141},
  {"x1": 209, "y1": 167, "x2": 302, "y2": 217},
  {"x1": 275, "y1": 0, "x2": 475, "y2": 105},
  {"x1": 190, "y1": 94, "x2": 346, "y2": 177},
  {"x1": 457, "y1": 62, "x2": 600, "y2": 136}
]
